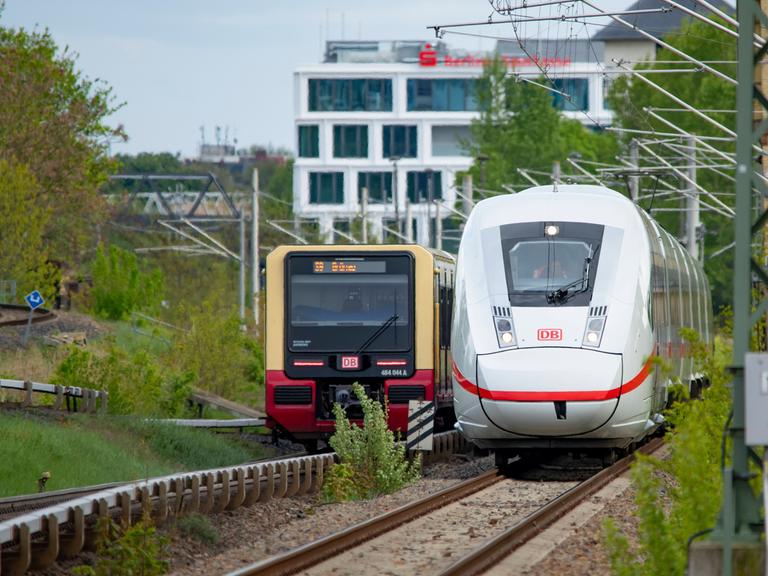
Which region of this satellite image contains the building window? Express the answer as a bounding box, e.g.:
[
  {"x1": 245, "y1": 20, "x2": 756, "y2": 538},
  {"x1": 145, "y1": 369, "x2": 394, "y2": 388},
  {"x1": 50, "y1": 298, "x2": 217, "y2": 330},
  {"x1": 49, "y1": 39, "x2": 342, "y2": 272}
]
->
[
  {"x1": 407, "y1": 171, "x2": 442, "y2": 203},
  {"x1": 309, "y1": 172, "x2": 344, "y2": 204},
  {"x1": 431, "y1": 125, "x2": 472, "y2": 156},
  {"x1": 308, "y1": 79, "x2": 393, "y2": 112},
  {"x1": 406, "y1": 79, "x2": 478, "y2": 111},
  {"x1": 298, "y1": 125, "x2": 319, "y2": 158},
  {"x1": 551, "y1": 78, "x2": 589, "y2": 111},
  {"x1": 333, "y1": 125, "x2": 368, "y2": 158},
  {"x1": 358, "y1": 172, "x2": 393, "y2": 203},
  {"x1": 383, "y1": 125, "x2": 418, "y2": 159},
  {"x1": 602, "y1": 77, "x2": 613, "y2": 111}
]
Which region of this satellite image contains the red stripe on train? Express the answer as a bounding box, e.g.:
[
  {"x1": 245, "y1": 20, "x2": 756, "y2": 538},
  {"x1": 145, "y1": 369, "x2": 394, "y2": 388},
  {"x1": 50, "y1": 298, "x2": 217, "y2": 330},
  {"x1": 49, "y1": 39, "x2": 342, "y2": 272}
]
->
[{"x1": 451, "y1": 356, "x2": 654, "y2": 402}]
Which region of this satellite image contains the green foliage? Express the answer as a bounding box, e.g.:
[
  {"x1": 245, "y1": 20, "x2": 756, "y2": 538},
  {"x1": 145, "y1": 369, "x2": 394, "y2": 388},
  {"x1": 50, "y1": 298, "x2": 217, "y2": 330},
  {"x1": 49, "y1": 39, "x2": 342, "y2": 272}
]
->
[
  {"x1": 119, "y1": 419, "x2": 260, "y2": 470},
  {"x1": 0, "y1": 413, "x2": 170, "y2": 497},
  {"x1": 0, "y1": 412, "x2": 263, "y2": 497},
  {"x1": 91, "y1": 244, "x2": 164, "y2": 320},
  {"x1": 52, "y1": 344, "x2": 191, "y2": 417},
  {"x1": 604, "y1": 331, "x2": 732, "y2": 575},
  {"x1": 323, "y1": 383, "x2": 420, "y2": 501},
  {"x1": 0, "y1": 26, "x2": 124, "y2": 263},
  {"x1": 175, "y1": 513, "x2": 220, "y2": 547},
  {"x1": 169, "y1": 302, "x2": 263, "y2": 404},
  {"x1": 0, "y1": 159, "x2": 57, "y2": 299},
  {"x1": 466, "y1": 56, "x2": 618, "y2": 191},
  {"x1": 607, "y1": 18, "x2": 736, "y2": 310},
  {"x1": 73, "y1": 515, "x2": 168, "y2": 576}
]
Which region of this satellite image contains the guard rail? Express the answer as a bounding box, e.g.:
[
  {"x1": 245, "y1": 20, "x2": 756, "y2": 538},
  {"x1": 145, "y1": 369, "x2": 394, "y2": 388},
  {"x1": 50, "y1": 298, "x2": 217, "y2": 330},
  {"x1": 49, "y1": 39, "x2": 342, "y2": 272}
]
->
[
  {"x1": 0, "y1": 379, "x2": 107, "y2": 414},
  {"x1": 0, "y1": 430, "x2": 467, "y2": 574}
]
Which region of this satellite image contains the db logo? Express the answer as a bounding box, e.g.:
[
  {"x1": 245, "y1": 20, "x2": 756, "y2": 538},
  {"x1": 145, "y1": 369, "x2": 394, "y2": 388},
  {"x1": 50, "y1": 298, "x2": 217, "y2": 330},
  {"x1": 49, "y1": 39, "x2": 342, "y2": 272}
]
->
[
  {"x1": 537, "y1": 329, "x2": 563, "y2": 341},
  {"x1": 340, "y1": 356, "x2": 360, "y2": 370},
  {"x1": 419, "y1": 43, "x2": 437, "y2": 67}
]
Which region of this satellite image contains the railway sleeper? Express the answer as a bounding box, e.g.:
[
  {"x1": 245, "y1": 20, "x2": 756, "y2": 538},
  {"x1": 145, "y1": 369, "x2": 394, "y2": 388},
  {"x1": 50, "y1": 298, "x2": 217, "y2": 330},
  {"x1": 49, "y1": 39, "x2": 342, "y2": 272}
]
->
[{"x1": 0, "y1": 446, "x2": 450, "y2": 574}]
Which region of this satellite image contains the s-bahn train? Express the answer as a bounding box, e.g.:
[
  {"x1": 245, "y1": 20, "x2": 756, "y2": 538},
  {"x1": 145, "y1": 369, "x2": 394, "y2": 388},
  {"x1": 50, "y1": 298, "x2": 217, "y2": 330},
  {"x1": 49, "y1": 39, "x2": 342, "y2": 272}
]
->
[
  {"x1": 264, "y1": 244, "x2": 455, "y2": 449},
  {"x1": 451, "y1": 185, "x2": 713, "y2": 464}
]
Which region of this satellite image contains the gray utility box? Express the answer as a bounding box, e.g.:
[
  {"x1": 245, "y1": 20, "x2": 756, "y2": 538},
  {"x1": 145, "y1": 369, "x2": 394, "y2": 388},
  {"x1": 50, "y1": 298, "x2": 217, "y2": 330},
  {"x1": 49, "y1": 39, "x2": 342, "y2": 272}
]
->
[{"x1": 744, "y1": 353, "x2": 768, "y2": 446}]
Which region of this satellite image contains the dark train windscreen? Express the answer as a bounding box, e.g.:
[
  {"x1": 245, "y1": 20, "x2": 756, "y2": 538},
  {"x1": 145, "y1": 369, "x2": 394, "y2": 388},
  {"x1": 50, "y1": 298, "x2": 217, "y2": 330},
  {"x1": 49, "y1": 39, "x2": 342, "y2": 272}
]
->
[
  {"x1": 500, "y1": 221, "x2": 604, "y2": 307},
  {"x1": 286, "y1": 254, "x2": 413, "y2": 353}
]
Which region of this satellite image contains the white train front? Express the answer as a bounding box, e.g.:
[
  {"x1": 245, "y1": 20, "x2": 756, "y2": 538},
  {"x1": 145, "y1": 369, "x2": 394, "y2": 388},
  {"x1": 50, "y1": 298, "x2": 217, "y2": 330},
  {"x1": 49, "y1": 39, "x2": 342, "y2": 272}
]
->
[{"x1": 451, "y1": 185, "x2": 712, "y2": 457}]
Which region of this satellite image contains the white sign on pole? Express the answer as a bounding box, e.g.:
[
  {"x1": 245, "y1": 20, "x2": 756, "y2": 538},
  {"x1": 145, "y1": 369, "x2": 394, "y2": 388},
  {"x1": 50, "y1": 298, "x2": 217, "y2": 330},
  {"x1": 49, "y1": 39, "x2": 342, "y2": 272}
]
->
[{"x1": 406, "y1": 400, "x2": 435, "y2": 452}]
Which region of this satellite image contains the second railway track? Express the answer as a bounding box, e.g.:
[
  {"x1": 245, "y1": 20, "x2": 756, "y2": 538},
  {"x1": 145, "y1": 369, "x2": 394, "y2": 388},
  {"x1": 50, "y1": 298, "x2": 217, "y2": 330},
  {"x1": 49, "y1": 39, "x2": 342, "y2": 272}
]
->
[{"x1": 231, "y1": 437, "x2": 664, "y2": 576}]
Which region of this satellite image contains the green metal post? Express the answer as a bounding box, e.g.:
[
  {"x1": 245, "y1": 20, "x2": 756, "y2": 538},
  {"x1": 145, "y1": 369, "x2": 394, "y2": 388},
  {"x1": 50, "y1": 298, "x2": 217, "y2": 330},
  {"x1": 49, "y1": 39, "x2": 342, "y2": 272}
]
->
[{"x1": 711, "y1": 1, "x2": 767, "y2": 573}]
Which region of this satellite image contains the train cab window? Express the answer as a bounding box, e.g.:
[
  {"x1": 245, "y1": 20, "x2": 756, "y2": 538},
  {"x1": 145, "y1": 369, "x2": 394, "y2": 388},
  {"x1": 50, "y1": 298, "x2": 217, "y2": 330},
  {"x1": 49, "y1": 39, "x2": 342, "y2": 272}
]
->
[
  {"x1": 286, "y1": 254, "x2": 413, "y2": 353},
  {"x1": 500, "y1": 222, "x2": 604, "y2": 307}
]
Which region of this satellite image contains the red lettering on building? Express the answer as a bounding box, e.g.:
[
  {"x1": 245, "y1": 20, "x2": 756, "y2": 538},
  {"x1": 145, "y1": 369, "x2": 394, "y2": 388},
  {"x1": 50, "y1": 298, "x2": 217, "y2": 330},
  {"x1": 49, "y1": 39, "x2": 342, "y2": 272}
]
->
[
  {"x1": 419, "y1": 43, "x2": 437, "y2": 67},
  {"x1": 418, "y1": 50, "x2": 571, "y2": 68}
]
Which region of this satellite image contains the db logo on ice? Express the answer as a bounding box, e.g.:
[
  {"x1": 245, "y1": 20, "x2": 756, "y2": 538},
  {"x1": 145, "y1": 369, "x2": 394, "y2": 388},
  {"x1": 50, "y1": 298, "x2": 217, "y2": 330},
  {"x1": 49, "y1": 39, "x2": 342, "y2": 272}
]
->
[{"x1": 537, "y1": 329, "x2": 563, "y2": 341}]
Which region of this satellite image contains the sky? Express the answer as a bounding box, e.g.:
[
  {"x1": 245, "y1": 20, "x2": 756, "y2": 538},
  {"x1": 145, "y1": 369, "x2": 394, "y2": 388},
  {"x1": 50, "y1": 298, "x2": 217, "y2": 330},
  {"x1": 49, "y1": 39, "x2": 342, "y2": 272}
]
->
[{"x1": 3, "y1": 0, "x2": 639, "y2": 157}]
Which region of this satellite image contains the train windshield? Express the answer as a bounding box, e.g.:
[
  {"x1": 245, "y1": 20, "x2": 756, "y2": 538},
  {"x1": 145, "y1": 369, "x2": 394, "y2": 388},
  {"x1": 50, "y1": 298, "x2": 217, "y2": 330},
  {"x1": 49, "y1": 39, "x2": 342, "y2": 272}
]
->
[
  {"x1": 286, "y1": 254, "x2": 412, "y2": 352},
  {"x1": 500, "y1": 221, "x2": 604, "y2": 307}
]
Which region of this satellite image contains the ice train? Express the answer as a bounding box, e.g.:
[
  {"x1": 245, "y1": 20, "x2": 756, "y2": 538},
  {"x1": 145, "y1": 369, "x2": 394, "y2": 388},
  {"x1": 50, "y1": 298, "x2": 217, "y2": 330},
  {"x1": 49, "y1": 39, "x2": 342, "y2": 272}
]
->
[{"x1": 451, "y1": 185, "x2": 712, "y2": 463}]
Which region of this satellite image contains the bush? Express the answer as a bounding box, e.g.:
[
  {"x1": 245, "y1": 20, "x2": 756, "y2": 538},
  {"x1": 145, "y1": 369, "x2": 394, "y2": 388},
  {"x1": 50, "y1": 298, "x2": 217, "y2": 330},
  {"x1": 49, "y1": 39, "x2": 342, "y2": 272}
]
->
[
  {"x1": 604, "y1": 331, "x2": 733, "y2": 575},
  {"x1": 73, "y1": 515, "x2": 168, "y2": 576},
  {"x1": 52, "y1": 344, "x2": 192, "y2": 417},
  {"x1": 0, "y1": 159, "x2": 57, "y2": 300},
  {"x1": 323, "y1": 383, "x2": 420, "y2": 501},
  {"x1": 170, "y1": 302, "x2": 262, "y2": 404},
  {"x1": 91, "y1": 244, "x2": 164, "y2": 320},
  {"x1": 175, "y1": 513, "x2": 220, "y2": 547}
]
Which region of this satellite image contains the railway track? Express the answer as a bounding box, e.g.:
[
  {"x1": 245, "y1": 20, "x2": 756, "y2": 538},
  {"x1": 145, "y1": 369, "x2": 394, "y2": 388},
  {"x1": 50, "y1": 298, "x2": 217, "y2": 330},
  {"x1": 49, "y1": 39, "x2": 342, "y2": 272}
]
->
[
  {"x1": 230, "y1": 437, "x2": 664, "y2": 576},
  {"x1": 0, "y1": 430, "x2": 467, "y2": 574},
  {"x1": 0, "y1": 451, "x2": 308, "y2": 522},
  {"x1": 0, "y1": 304, "x2": 55, "y2": 327}
]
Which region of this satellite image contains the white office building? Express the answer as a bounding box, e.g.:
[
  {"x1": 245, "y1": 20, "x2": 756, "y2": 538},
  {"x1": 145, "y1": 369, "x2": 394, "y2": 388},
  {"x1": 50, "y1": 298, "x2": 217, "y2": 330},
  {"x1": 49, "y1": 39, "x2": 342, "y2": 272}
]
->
[{"x1": 293, "y1": 39, "x2": 611, "y2": 246}]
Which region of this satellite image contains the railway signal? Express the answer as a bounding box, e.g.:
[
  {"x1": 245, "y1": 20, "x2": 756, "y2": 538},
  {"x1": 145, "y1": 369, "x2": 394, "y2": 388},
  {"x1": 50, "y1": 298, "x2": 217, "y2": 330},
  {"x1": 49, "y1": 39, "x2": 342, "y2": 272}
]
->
[{"x1": 21, "y1": 289, "x2": 44, "y2": 346}]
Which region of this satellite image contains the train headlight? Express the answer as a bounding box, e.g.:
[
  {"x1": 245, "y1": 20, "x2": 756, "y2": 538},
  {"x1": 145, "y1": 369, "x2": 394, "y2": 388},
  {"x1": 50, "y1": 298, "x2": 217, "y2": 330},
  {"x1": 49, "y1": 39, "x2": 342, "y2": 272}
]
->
[
  {"x1": 583, "y1": 317, "x2": 605, "y2": 347},
  {"x1": 495, "y1": 317, "x2": 517, "y2": 348}
]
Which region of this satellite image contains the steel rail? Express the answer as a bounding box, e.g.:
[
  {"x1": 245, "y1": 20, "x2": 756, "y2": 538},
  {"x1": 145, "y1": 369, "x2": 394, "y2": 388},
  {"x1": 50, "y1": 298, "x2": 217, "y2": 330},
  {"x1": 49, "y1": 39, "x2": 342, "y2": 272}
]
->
[
  {"x1": 228, "y1": 468, "x2": 505, "y2": 576},
  {"x1": 435, "y1": 436, "x2": 666, "y2": 576},
  {"x1": 0, "y1": 451, "x2": 305, "y2": 521},
  {"x1": 0, "y1": 305, "x2": 55, "y2": 327},
  {"x1": 0, "y1": 430, "x2": 467, "y2": 574}
]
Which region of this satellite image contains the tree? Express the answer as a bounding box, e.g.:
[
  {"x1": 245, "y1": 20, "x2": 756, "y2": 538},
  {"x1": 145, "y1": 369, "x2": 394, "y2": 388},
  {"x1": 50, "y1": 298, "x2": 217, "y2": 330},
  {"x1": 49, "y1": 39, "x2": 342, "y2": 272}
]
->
[
  {"x1": 0, "y1": 26, "x2": 125, "y2": 265},
  {"x1": 466, "y1": 56, "x2": 618, "y2": 191},
  {"x1": 607, "y1": 17, "x2": 736, "y2": 310},
  {"x1": 0, "y1": 160, "x2": 56, "y2": 298}
]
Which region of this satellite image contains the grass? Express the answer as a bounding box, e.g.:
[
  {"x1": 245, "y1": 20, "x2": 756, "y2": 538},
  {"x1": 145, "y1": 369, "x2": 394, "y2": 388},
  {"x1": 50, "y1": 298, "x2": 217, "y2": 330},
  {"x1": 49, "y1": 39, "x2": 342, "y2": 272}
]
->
[{"x1": 0, "y1": 412, "x2": 265, "y2": 497}]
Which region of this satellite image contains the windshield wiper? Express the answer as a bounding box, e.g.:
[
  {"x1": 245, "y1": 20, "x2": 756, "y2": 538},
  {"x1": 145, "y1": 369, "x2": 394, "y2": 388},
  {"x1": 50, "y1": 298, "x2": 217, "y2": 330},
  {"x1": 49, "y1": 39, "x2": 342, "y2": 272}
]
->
[
  {"x1": 546, "y1": 244, "x2": 600, "y2": 305},
  {"x1": 546, "y1": 277, "x2": 588, "y2": 305},
  {"x1": 355, "y1": 314, "x2": 399, "y2": 354}
]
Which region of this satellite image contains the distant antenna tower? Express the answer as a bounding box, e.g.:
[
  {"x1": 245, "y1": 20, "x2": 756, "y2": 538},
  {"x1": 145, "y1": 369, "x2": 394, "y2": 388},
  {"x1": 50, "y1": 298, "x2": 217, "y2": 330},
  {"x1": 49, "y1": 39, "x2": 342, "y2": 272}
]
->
[
  {"x1": 215, "y1": 126, "x2": 221, "y2": 146},
  {"x1": 200, "y1": 126, "x2": 206, "y2": 145},
  {"x1": 225, "y1": 126, "x2": 230, "y2": 147}
]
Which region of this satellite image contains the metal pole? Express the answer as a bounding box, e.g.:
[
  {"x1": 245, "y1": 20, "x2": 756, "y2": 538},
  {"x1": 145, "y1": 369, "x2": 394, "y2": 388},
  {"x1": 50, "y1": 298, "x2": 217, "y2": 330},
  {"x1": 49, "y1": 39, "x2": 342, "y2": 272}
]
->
[
  {"x1": 462, "y1": 174, "x2": 474, "y2": 216},
  {"x1": 22, "y1": 308, "x2": 33, "y2": 347},
  {"x1": 629, "y1": 139, "x2": 640, "y2": 203},
  {"x1": 685, "y1": 135, "x2": 699, "y2": 260},
  {"x1": 361, "y1": 186, "x2": 368, "y2": 244},
  {"x1": 405, "y1": 199, "x2": 413, "y2": 243},
  {"x1": 239, "y1": 211, "x2": 246, "y2": 327},
  {"x1": 252, "y1": 169, "x2": 260, "y2": 328},
  {"x1": 425, "y1": 170, "x2": 434, "y2": 248},
  {"x1": 710, "y1": 2, "x2": 766, "y2": 573},
  {"x1": 435, "y1": 201, "x2": 442, "y2": 251},
  {"x1": 390, "y1": 157, "x2": 401, "y2": 236}
]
